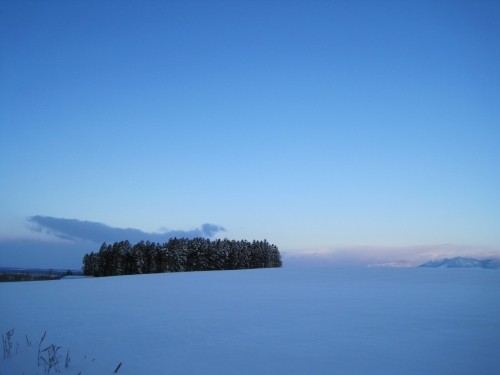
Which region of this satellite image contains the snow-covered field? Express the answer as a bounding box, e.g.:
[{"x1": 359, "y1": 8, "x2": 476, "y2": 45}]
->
[{"x1": 2, "y1": 267, "x2": 499, "y2": 375}]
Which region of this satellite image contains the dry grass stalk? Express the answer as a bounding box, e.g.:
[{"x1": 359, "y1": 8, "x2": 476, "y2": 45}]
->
[{"x1": 2, "y1": 328, "x2": 15, "y2": 359}]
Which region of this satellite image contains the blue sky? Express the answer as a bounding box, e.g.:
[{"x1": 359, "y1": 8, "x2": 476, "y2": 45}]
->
[{"x1": 1, "y1": 0, "x2": 499, "y2": 268}]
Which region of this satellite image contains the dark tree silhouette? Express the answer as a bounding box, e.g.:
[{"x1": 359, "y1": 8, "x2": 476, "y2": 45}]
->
[{"x1": 82, "y1": 238, "x2": 282, "y2": 277}]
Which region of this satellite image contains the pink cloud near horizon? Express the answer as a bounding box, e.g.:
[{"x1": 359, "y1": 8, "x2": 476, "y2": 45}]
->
[{"x1": 282, "y1": 244, "x2": 500, "y2": 268}]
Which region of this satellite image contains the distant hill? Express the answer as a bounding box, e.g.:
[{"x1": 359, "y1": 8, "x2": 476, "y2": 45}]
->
[
  {"x1": 0, "y1": 267, "x2": 82, "y2": 275},
  {"x1": 419, "y1": 257, "x2": 500, "y2": 269},
  {"x1": 0, "y1": 267, "x2": 83, "y2": 282}
]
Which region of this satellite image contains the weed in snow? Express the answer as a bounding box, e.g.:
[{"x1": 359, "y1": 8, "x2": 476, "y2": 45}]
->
[
  {"x1": 37, "y1": 331, "x2": 47, "y2": 367},
  {"x1": 2, "y1": 328, "x2": 14, "y2": 359},
  {"x1": 65, "y1": 349, "x2": 70, "y2": 368},
  {"x1": 40, "y1": 343, "x2": 62, "y2": 374},
  {"x1": 114, "y1": 361, "x2": 123, "y2": 373},
  {"x1": 2, "y1": 329, "x2": 122, "y2": 374}
]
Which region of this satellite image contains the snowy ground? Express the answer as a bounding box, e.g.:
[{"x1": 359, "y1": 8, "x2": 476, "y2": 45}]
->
[{"x1": 1, "y1": 267, "x2": 500, "y2": 375}]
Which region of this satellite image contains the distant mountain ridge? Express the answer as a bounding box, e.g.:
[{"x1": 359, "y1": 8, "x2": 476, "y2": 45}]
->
[{"x1": 419, "y1": 256, "x2": 500, "y2": 269}]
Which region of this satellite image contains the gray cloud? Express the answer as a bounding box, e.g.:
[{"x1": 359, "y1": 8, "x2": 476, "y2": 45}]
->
[{"x1": 28, "y1": 216, "x2": 225, "y2": 244}]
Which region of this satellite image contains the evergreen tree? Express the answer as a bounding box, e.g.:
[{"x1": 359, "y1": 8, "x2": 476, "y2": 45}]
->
[{"x1": 81, "y1": 238, "x2": 282, "y2": 277}]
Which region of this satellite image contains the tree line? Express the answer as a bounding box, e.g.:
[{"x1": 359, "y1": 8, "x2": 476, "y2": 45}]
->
[{"x1": 82, "y1": 238, "x2": 282, "y2": 276}]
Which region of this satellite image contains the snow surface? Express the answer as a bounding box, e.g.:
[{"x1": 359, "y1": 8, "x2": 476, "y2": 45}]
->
[{"x1": 1, "y1": 267, "x2": 500, "y2": 375}]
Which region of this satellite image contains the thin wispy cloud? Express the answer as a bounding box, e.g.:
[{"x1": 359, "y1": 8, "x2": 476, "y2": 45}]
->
[{"x1": 28, "y1": 215, "x2": 225, "y2": 244}]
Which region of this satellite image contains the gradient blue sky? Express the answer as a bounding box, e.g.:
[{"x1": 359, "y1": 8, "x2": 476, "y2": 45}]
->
[{"x1": 1, "y1": 0, "x2": 499, "y2": 268}]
